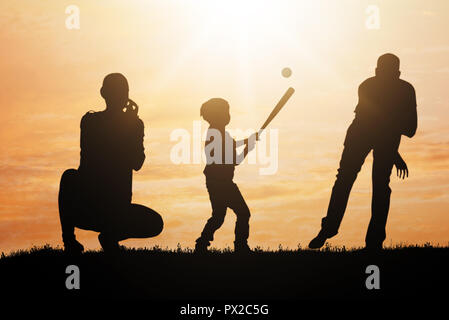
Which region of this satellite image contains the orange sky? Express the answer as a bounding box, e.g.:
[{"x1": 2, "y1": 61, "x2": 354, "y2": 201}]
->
[{"x1": 1, "y1": 0, "x2": 448, "y2": 253}]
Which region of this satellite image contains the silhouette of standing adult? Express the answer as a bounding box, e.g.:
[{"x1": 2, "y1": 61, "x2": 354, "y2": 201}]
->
[
  {"x1": 309, "y1": 54, "x2": 417, "y2": 250},
  {"x1": 58, "y1": 73, "x2": 163, "y2": 253}
]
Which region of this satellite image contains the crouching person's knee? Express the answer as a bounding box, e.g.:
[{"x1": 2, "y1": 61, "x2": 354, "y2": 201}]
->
[
  {"x1": 60, "y1": 169, "x2": 79, "y2": 189},
  {"x1": 151, "y1": 211, "x2": 164, "y2": 237},
  {"x1": 59, "y1": 169, "x2": 80, "y2": 202}
]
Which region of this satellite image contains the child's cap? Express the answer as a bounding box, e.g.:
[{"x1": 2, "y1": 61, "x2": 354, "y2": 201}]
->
[{"x1": 200, "y1": 98, "x2": 230, "y2": 123}]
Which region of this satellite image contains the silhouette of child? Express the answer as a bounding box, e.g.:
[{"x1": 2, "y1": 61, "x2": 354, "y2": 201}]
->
[{"x1": 195, "y1": 98, "x2": 257, "y2": 254}]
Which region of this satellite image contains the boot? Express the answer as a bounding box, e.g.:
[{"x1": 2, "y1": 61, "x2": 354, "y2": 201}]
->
[
  {"x1": 63, "y1": 234, "x2": 84, "y2": 255},
  {"x1": 194, "y1": 238, "x2": 210, "y2": 254},
  {"x1": 98, "y1": 233, "x2": 120, "y2": 253},
  {"x1": 308, "y1": 230, "x2": 328, "y2": 249},
  {"x1": 234, "y1": 241, "x2": 251, "y2": 254}
]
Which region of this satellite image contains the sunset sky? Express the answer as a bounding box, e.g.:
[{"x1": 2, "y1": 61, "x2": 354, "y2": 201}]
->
[{"x1": 1, "y1": 0, "x2": 448, "y2": 253}]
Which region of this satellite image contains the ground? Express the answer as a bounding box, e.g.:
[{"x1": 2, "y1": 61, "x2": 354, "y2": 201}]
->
[{"x1": 1, "y1": 244, "x2": 447, "y2": 306}]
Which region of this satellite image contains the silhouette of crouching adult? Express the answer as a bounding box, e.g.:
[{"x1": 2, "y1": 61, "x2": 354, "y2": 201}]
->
[
  {"x1": 59, "y1": 169, "x2": 163, "y2": 252},
  {"x1": 58, "y1": 73, "x2": 163, "y2": 253}
]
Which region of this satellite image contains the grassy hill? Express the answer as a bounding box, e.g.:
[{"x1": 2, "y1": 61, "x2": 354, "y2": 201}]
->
[{"x1": 1, "y1": 244, "x2": 448, "y2": 303}]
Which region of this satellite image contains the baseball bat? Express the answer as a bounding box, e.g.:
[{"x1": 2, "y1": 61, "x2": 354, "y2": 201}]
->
[{"x1": 258, "y1": 87, "x2": 295, "y2": 138}]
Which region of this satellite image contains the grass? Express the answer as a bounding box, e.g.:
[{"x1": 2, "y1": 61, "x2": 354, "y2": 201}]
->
[{"x1": 1, "y1": 244, "x2": 448, "y2": 301}]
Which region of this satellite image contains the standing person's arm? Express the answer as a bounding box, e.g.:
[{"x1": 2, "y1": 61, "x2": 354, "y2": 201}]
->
[
  {"x1": 354, "y1": 80, "x2": 372, "y2": 116},
  {"x1": 402, "y1": 85, "x2": 417, "y2": 138}
]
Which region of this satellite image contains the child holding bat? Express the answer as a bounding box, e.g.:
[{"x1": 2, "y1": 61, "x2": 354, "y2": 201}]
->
[{"x1": 195, "y1": 98, "x2": 257, "y2": 254}]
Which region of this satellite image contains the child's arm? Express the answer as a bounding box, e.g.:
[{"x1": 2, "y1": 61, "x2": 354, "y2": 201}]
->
[
  {"x1": 235, "y1": 139, "x2": 246, "y2": 148},
  {"x1": 235, "y1": 132, "x2": 257, "y2": 165},
  {"x1": 235, "y1": 130, "x2": 263, "y2": 147},
  {"x1": 394, "y1": 151, "x2": 409, "y2": 179}
]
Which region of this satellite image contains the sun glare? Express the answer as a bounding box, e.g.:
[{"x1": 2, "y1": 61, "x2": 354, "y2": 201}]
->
[{"x1": 190, "y1": 1, "x2": 297, "y2": 56}]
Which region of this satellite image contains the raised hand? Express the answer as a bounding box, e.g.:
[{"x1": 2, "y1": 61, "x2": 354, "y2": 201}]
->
[{"x1": 124, "y1": 98, "x2": 139, "y2": 115}]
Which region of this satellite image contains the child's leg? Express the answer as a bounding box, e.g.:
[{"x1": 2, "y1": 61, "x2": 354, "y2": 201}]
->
[
  {"x1": 196, "y1": 181, "x2": 228, "y2": 246},
  {"x1": 228, "y1": 183, "x2": 251, "y2": 246}
]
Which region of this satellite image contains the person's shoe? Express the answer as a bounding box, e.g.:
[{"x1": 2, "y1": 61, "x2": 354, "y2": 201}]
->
[
  {"x1": 63, "y1": 238, "x2": 84, "y2": 255},
  {"x1": 308, "y1": 231, "x2": 328, "y2": 249},
  {"x1": 194, "y1": 240, "x2": 209, "y2": 254},
  {"x1": 98, "y1": 233, "x2": 120, "y2": 253},
  {"x1": 364, "y1": 244, "x2": 383, "y2": 253},
  {"x1": 234, "y1": 242, "x2": 252, "y2": 254}
]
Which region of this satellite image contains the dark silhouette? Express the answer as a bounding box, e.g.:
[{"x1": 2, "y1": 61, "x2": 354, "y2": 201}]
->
[
  {"x1": 2, "y1": 245, "x2": 448, "y2": 301},
  {"x1": 309, "y1": 53, "x2": 417, "y2": 250},
  {"x1": 195, "y1": 98, "x2": 257, "y2": 254},
  {"x1": 58, "y1": 73, "x2": 163, "y2": 253}
]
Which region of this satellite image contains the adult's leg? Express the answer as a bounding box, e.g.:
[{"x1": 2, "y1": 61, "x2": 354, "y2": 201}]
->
[
  {"x1": 58, "y1": 169, "x2": 80, "y2": 241},
  {"x1": 59, "y1": 170, "x2": 104, "y2": 230},
  {"x1": 196, "y1": 181, "x2": 228, "y2": 246},
  {"x1": 309, "y1": 125, "x2": 372, "y2": 249},
  {"x1": 365, "y1": 137, "x2": 400, "y2": 248},
  {"x1": 58, "y1": 169, "x2": 84, "y2": 252},
  {"x1": 110, "y1": 204, "x2": 164, "y2": 241},
  {"x1": 59, "y1": 169, "x2": 117, "y2": 252},
  {"x1": 96, "y1": 203, "x2": 163, "y2": 252},
  {"x1": 320, "y1": 132, "x2": 372, "y2": 238},
  {"x1": 227, "y1": 183, "x2": 251, "y2": 250}
]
